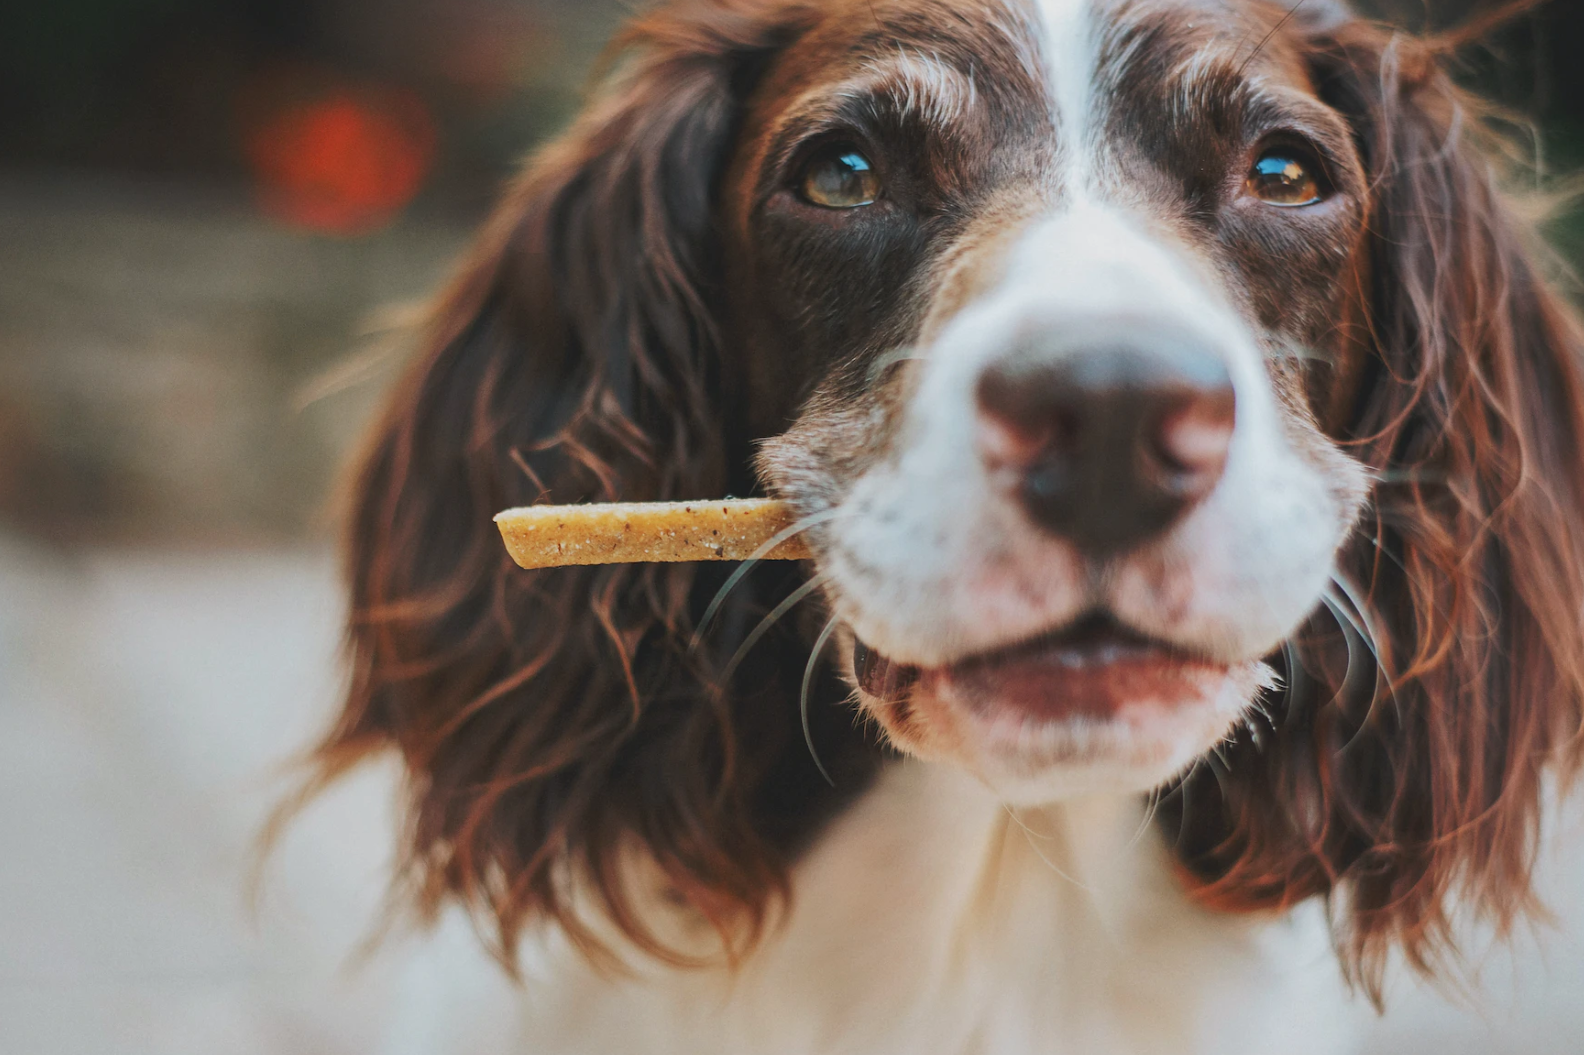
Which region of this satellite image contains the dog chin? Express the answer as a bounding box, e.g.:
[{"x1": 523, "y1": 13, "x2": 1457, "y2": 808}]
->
[{"x1": 852, "y1": 628, "x2": 1274, "y2": 805}]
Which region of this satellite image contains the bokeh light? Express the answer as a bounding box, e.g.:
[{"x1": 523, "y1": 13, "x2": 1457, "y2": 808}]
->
[{"x1": 243, "y1": 78, "x2": 436, "y2": 235}]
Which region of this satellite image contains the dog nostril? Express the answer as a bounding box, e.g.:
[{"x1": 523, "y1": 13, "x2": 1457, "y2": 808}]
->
[
  {"x1": 1152, "y1": 390, "x2": 1235, "y2": 490},
  {"x1": 974, "y1": 365, "x2": 1084, "y2": 469},
  {"x1": 975, "y1": 339, "x2": 1235, "y2": 557},
  {"x1": 975, "y1": 413, "x2": 1048, "y2": 471},
  {"x1": 975, "y1": 404, "x2": 1083, "y2": 472}
]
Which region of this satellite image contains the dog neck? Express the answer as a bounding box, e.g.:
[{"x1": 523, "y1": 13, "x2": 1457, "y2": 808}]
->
[{"x1": 513, "y1": 760, "x2": 1360, "y2": 1055}]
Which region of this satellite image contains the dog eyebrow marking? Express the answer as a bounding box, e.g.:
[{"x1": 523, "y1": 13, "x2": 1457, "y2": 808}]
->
[
  {"x1": 784, "y1": 53, "x2": 983, "y2": 140},
  {"x1": 857, "y1": 46, "x2": 980, "y2": 125}
]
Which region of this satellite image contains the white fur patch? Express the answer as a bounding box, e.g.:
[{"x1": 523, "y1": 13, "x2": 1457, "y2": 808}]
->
[
  {"x1": 828, "y1": 202, "x2": 1354, "y2": 671},
  {"x1": 494, "y1": 765, "x2": 1363, "y2": 1054},
  {"x1": 822, "y1": 186, "x2": 1365, "y2": 799},
  {"x1": 1033, "y1": 0, "x2": 1099, "y2": 190}
]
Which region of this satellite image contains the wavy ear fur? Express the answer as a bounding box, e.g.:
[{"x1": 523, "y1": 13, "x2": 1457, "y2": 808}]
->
[
  {"x1": 1163, "y1": 19, "x2": 1584, "y2": 994},
  {"x1": 306, "y1": 0, "x2": 1584, "y2": 994},
  {"x1": 305, "y1": 0, "x2": 877, "y2": 970}
]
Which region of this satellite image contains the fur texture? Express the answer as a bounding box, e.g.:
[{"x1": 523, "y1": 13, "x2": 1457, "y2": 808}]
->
[{"x1": 299, "y1": 0, "x2": 1584, "y2": 1047}]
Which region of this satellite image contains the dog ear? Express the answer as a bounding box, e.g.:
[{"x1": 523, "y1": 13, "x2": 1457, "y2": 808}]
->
[
  {"x1": 300, "y1": 0, "x2": 871, "y2": 970},
  {"x1": 1163, "y1": 21, "x2": 1584, "y2": 996}
]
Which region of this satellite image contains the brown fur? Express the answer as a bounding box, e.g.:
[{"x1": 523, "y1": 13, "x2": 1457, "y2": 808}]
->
[
  {"x1": 1160, "y1": 19, "x2": 1584, "y2": 994},
  {"x1": 297, "y1": 0, "x2": 1584, "y2": 999}
]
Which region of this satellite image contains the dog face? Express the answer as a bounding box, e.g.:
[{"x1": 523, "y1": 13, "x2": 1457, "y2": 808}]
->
[
  {"x1": 310, "y1": 0, "x2": 1584, "y2": 988},
  {"x1": 725, "y1": 0, "x2": 1371, "y2": 801}
]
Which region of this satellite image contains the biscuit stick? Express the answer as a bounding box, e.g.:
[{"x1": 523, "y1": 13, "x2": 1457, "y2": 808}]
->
[{"x1": 495, "y1": 499, "x2": 813, "y2": 570}]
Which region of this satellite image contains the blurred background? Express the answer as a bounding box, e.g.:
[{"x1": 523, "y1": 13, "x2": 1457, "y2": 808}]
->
[{"x1": 2, "y1": 1, "x2": 1584, "y2": 1052}]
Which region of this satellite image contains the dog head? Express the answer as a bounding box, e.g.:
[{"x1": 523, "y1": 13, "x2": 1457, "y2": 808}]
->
[{"x1": 309, "y1": 0, "x2": 1584, "y2": 989}]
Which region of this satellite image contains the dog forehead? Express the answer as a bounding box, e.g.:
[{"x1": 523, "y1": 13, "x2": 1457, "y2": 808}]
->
[
  {"x1": 751, "y1": 0, "x2": 1323, "y2": 125},
  {"x1": 748, "y1": 0, "x2": 1041, "y2": 103},
  {"x1": 725, "y1": 0, "x2": 1332, "y2": 239}
]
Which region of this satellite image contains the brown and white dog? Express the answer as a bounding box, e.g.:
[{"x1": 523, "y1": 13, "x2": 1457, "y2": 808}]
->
[{"x1": 306, "y1": 0, "x2": 1584, "y2": 1050}]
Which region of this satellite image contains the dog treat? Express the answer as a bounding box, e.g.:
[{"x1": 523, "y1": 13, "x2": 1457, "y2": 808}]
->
[{"x1": 495, "y1": 499, "x2": 813, "y2": 569}]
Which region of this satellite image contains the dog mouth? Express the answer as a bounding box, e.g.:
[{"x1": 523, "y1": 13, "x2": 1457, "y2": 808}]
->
[{"x1": 853, "y1": 613, "x2": 1227, "y2": 721}]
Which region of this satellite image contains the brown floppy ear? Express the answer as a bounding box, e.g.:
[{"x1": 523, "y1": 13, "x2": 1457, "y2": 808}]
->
[
  {"x1": 299, "y1": 0, "x2": 871, "y2": 970},
  {"x1": 1163, "y1": 20, "x2": 1584, "y2": 995}
]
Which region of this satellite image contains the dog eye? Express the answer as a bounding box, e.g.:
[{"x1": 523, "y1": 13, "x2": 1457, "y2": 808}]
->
[
  {"x1": 800, "y1": 148, "x2": 880, "y2": 208},
  {"x1": 1246, "y1": 149, "x2": 1323, "y2": 207}
]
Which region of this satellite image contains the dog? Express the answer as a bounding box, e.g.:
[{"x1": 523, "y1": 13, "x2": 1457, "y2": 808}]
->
[{"x1": 303, "y1": 0, "x2": 1584, "y2": 1051}]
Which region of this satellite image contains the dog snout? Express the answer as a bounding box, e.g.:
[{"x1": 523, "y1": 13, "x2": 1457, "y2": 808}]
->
[{"x1": 974, "y1": 335, "x2": 1236, "y2": 556}]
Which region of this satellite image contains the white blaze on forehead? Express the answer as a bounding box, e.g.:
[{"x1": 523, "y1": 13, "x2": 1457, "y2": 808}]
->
[{"x1": 1031, "y1": 0, "x2": 1099, "y2": 188}]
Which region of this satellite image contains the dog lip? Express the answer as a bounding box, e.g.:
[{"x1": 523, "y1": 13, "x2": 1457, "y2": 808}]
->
[
  {"x1": 853, "y1": 637, "x2": 921, "y2": 702},
  {"x1": 852, "y1": 614, "x2": 1210, "y2": 706},
  {"x1": 955, "y1": 613, "x2": 1179, "y2": 672}
]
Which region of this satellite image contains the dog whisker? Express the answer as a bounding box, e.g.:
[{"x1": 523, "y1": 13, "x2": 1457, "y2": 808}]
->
[
  {"x1": 801, "y1": 616, "x2": 842, "y2": 788},
  {"x1": 1281, "y1": 637, "x2": 1307, "y2": 730},
  {"x1": 1002, "y1": 805, "x2": 1094, "y2": 892},
  {"x1": 1365, "y1": 467, "x2": 1448, "y2": 486},
  {"x1": 1128, "y1": 785, "x2": 1166, "y2": 849},
  {"x1": 1319, "y1": 592, "x2": 1366, "y2": 705},
  {"x1": 1265, "y1": 341, "x2": 1323, "y2": 362},
  {"x1": 1322, "y1": 585, "x2": 1380, "y2": 674},
  {"x1": 865, "y1": 345, "x2": 927, "y2": 384},
  {"x1": 721, "y1": 574, "x2": 829, "y2": 685},
  {"x1": 692, "y1": 506, "x2": 845, "y2": 651}
]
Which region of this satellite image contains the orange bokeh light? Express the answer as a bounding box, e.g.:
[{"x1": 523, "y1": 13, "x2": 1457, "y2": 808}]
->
[{"x1": 244, "y1": 84, "x2": 436, "y2": 236}]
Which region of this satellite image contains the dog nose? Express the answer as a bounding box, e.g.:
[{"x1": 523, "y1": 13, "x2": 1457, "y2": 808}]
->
[{"x1": 975, "y1": 339, "x2": 1235, "y2": 556}]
